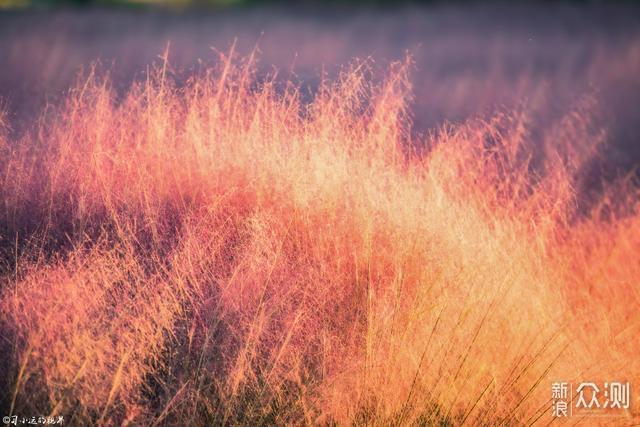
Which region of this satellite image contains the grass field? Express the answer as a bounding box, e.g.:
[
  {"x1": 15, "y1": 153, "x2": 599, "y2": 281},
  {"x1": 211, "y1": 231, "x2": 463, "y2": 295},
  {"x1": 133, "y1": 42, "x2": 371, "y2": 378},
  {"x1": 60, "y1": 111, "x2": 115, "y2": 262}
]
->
[{"x1": 0, "y1": 3, "x2": 639, "y2": 425}]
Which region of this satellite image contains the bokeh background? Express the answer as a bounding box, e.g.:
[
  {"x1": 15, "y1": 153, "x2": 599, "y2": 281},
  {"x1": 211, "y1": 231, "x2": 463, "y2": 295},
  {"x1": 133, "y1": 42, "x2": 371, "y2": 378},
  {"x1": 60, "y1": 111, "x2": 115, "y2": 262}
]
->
[{"x1": 1, "y1": 1, "x2": 639, "y2": 177}]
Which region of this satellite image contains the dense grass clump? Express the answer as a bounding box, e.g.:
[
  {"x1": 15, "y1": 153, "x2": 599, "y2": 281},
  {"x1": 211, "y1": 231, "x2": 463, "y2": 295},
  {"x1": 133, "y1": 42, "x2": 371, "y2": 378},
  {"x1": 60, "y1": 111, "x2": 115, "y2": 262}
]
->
[{"x1": 0, "y1": 54, "x2": 638, "y2": 425}]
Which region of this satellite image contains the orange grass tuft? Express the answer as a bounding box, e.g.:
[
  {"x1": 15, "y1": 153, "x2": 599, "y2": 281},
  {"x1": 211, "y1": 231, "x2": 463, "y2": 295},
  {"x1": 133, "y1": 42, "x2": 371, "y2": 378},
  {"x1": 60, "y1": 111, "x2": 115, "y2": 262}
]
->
[{"x1": 0, "y1": 53, "x2": 638, "y2": 425}]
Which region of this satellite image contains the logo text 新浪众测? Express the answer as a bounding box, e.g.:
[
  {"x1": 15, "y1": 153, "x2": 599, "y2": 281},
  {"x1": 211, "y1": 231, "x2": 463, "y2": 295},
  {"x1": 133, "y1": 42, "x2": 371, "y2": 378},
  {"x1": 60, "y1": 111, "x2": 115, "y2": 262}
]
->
[{"x1": 551, "y1": 381, "x2": 631, "y2": 418}]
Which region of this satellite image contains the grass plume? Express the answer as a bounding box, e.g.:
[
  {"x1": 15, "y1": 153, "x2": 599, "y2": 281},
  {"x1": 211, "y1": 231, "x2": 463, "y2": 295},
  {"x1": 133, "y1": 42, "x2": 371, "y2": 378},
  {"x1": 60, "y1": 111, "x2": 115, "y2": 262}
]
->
[{"x1": 0, "y1": 52, "x2": 638, "y2": 425}]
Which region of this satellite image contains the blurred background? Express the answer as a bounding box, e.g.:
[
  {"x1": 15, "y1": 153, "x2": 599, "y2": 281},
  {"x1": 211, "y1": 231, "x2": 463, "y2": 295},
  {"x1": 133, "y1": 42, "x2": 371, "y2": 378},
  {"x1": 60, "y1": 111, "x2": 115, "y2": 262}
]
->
[
  {"x1": 0, "y1": 0, "x2": 630, "y2": 7},
  {"x1": 1, "y1": 0, "x2": 639, "y2": 179}
]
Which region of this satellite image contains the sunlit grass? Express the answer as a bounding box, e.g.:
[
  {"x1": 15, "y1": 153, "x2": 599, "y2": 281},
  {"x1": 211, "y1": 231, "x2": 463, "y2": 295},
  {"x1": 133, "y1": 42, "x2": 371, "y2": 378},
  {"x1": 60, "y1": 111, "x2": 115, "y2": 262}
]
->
[{"x1": 0, "y1": 50, "x2": 638, "y2": 425}]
